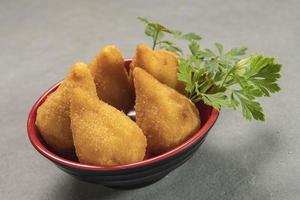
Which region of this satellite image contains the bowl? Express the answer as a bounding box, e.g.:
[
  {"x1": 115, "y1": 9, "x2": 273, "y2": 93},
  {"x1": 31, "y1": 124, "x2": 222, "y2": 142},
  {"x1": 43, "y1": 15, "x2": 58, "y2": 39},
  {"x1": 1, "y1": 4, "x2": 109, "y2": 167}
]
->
[{"x1": 27, "y1": 60, "x2": 219, "y2": 189}]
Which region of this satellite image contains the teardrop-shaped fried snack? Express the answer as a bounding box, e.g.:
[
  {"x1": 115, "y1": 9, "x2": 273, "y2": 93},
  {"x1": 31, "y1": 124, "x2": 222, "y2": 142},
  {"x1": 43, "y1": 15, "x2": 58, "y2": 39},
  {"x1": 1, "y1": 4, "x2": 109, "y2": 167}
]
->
[
  {"x1": 36, "y1": 63, "x2": 96, "y2": 153},
  {"x1": 89, "y1": 45, "x2": 134, "y2": 113},
  {"x1": 133, "y1": 68, "x2": 201, "y2": 155},
  {"x1": 130, "y1": 44, "x2": 185, "y2": 93},
  {"x1": 70, "y1": 87, "x2": 147, "y2": 166}
]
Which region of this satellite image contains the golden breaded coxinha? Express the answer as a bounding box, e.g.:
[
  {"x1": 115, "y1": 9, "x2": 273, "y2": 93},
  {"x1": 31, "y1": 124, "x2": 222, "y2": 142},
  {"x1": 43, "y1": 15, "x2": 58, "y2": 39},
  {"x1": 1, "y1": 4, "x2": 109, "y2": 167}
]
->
[
  {"x1": 133, "y1": 68, "x2": 201, "y2": 155},
  {"x1": 130, "y1": 44, "x2": 185, "y2": 93},
  {"x1": 89, "y1": 45, "x2": 134, "y2": 113},
  {"x1": 36, "y1": 63, "x2": 96, "y2": 153},
  {"x1": 70, "y1": 87, "x2": 147, "y2": 166}
]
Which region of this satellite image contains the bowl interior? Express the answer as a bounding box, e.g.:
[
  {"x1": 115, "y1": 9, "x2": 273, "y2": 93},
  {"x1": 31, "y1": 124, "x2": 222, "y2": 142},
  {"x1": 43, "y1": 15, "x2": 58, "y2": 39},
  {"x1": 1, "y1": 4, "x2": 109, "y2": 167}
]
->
[{"x1": 27, "y1": 60, "x2": 219, "y2": 170}]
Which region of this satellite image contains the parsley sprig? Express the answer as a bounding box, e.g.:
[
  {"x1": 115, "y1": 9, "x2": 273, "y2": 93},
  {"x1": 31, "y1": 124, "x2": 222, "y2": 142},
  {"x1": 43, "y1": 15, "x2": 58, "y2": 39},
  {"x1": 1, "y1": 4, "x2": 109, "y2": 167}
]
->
[
  {"x1": 138, "y1": 17, "x2": 282, "y2": 121},
  {"x1": 138, "y1": 17, "x2": 201, "y2": 55}
]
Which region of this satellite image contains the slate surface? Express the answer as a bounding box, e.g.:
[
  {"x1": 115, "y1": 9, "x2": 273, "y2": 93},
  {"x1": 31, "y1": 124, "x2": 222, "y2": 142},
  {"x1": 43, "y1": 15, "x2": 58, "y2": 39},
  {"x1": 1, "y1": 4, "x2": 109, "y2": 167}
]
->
[{"x1": 1, "y1": 0, "x2": 299, "y2": 199}]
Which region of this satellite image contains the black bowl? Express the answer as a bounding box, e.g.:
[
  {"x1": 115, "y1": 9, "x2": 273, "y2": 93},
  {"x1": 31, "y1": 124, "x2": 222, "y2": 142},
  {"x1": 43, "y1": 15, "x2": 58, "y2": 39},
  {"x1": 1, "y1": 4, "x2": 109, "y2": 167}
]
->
[{"x1": 27, "y1": 60, "x2": 219, "y2": 189}]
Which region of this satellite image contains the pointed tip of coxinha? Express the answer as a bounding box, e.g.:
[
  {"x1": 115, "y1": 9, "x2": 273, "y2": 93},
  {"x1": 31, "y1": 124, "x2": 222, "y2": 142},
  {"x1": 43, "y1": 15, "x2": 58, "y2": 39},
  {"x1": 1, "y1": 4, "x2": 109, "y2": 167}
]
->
[
  {"x1": 68, "y1": 62, "x2": 90, "y2": 80},
  {"x1": 35, "y1": 62, "x2": 92, "y2": 154},
  {"x1": 136, "y1": 43, "x2": 178, "y2": 58},
  {"x1": 133, "y1": 67, "x2": 181, "y2": 95},
  {"x1": 133, "y1": 67, "x2": 152, "y2": 85},
  {"x1": 102, "y1": 45, "x2": 119, "y2": 52},
  {"x1": 133, "y1": 67, "x2": 160, "y2": 88},
  {"x1": 132, "y1": 44, "x2": 185, "y2": 94},
  {"x1": 89, "y1": 45, "x2": 134, "y2": 113},
  {"x1": 66, "y1": 62, "x2": 98, "y2": 100},
  {"x1": 95, "y1": 45, "x2": 123, "y2": 64}
]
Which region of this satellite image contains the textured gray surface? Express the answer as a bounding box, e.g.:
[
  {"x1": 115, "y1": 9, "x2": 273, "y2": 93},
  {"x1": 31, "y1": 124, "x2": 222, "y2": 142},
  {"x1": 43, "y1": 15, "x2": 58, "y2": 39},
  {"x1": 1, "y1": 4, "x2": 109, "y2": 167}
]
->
[{"x1": 0, "y1": 0, "x2": 299, "y2": 199}]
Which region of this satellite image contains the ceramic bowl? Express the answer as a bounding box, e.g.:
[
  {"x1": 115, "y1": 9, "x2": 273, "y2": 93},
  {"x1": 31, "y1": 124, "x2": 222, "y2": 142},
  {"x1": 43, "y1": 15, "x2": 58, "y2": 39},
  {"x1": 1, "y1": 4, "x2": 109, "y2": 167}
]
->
[{"x1": 27, "y1": 60, "x2": 219, "y2": 189}]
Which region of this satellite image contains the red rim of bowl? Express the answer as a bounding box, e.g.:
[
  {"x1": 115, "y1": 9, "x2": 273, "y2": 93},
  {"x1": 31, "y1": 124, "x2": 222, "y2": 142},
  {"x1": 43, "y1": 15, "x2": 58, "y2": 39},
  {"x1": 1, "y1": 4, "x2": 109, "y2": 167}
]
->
[{"x1": 27, "y1": 64, "x2": 219, "y2": 171}]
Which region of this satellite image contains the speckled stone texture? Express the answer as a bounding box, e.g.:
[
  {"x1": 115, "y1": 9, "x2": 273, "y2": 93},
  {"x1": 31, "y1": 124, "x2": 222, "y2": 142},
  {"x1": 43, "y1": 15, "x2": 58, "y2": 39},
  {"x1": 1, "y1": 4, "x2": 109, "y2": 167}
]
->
[{"x1": 0, "y1": 0, "x2": 299, "y2": 199}]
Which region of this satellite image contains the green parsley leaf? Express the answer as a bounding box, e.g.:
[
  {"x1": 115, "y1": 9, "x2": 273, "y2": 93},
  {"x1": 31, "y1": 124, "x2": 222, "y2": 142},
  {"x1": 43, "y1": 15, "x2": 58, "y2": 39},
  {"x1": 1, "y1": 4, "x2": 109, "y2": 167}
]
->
[
  {"x1": 201, "y1": 93, "x2": 231, "y2": 110},
  {"x1": 137, "y1": 16, "x2": 151, "y2": 24},
  {"x1": 215, "y1": 43, "x2": 224, "y2": 55},
  {"x1": 172, "y1": 30, "x2": 182, "y2": 38},
  {"x1": 178, "y1": 59, "x2": 194, "y2": 94},
  {"x1": 159, "y1": 41, "x2": 183, "y2": 55},
  {"x1": 180, "y1": 33, "x2": 202, "y2": 41},
  {"x1": 225, "y1": 47, "x2": 248, "y2": 58},
  {"x1": 139, "y1": 17, "x2": 282, "y2": 121},
  {"x1": 179, "y1": 42, "x2": 282, "y2": 121},
  {"x1": 235, "y1": 55, "x2": 281, "y2": 97},
  {"x1": 234, "y1": 92, "x2": 265, "y2": 121},
  {"x1": 138, "y1": 17, "x2": 201, "y2": 53},
  {"x1": 189, "y1": 40, "x2": 201, "y2": 56}
]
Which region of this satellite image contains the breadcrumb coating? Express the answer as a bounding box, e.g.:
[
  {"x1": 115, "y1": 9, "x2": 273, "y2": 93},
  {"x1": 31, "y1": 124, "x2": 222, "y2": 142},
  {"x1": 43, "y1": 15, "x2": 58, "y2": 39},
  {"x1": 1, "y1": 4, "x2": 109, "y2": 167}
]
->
[
  {"x1": 36, "y1": 63, "x2": 96, "y2": 153},
  {"x1": 133, "y1": 67, "x2": 201, "y2": 155},
  {"x1": 70, "y1": 88, "x2": 147, "y2": 166},
  {"x1": 130, "y1": 44, "x2": 185, "y2": 93},
  {"x1": 89, "y1": 45, "x2": 134, "y2": 113}
]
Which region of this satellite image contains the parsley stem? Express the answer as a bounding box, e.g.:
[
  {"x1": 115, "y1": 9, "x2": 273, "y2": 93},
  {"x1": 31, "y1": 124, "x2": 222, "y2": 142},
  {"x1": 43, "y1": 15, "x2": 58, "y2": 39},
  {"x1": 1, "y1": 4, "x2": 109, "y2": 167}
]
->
[
  {"x1": 220, "y1": 72, "x2": 230, "y2": 88},
  {"x1": 224, "y1": 82, "x2": 236, "y2": 87},
  {"x1": 152, "y1": 29, "x2": 159, "y2": 50}
]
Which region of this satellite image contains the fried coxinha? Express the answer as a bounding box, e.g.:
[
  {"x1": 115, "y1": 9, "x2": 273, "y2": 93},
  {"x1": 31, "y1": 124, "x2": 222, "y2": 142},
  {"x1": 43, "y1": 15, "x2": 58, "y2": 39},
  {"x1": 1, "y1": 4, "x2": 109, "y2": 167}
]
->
[
  {"x1": 130, "y1": 44, "x2": 185, "y2": 94},
  {"x1": 70, "y1": 87, "x2": 146, "y2": 166},
  {"x1": 89, "y1": 45, "x2": 134, "y2": 113},
  {"x1": 36, "y1": 44, "x2": 203, "y2": 165},
  {"x1": 36, "y1": 62, "x2": 96, "y2": 153},
  {"x1": 36, "y1": 61, "x2": 146, "y2": 165},
  {"x1": 36, "y1": 45, "x2": 134, "y2": 153},
  {"x1": 133, "y1": 67, "x2": 200, "y2": 155}
]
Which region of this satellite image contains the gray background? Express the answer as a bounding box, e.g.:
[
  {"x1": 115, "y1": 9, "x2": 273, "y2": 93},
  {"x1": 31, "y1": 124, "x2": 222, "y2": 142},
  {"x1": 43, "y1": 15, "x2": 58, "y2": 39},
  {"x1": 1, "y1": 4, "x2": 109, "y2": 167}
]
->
[{"x1": 1, "y1": 0, "x2": 299, "y2": 199}]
